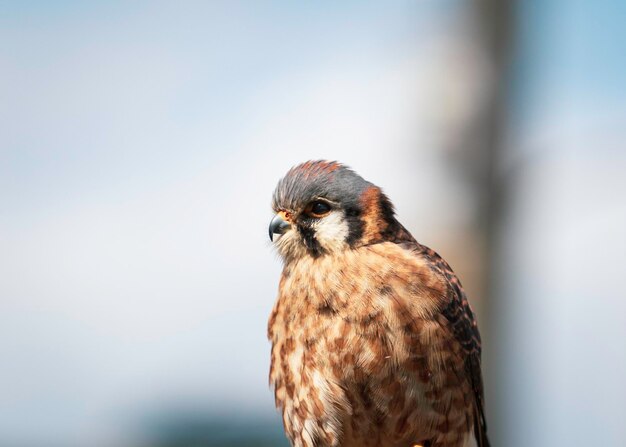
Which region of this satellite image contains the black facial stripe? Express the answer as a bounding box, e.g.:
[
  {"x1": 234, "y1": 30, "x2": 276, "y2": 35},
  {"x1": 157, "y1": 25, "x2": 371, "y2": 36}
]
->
[
  {"x1": 298, "y1": 222, "x2": 324, "y2": 257},
  {"x1": 378, "y1": 193, "x2": 400, "y2": 240},
  {"x1": 344, "y1": 205, "x2": 363, "y2": 247}
]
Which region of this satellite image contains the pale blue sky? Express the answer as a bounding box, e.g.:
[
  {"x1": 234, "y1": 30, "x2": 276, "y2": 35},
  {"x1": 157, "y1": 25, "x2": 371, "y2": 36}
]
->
[{"x1": 510, "y1": 0, "x2": 626, "y2": 147}]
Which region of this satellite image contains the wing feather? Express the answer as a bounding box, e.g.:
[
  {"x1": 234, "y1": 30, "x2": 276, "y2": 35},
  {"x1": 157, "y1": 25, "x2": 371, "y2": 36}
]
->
[{"x1": 404, "y1": 241, "x2": 490, "y2": 447}]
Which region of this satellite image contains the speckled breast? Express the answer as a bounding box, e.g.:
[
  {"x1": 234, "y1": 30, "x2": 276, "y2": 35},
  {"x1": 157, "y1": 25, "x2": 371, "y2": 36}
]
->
[{"x1": 268, "y1": 243, "x2": 476, "y2": 447}]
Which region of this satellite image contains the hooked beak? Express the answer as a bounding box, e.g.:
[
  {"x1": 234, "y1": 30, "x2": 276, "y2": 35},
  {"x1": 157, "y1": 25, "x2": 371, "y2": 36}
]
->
[{"x1": 269, "y1": 213, "x2": 292, "y2": 241}]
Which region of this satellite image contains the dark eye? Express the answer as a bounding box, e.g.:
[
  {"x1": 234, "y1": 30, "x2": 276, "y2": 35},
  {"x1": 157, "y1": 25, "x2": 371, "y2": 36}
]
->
[{"x1": 309, "y1": 200, "x2": 331, "y2": 217}]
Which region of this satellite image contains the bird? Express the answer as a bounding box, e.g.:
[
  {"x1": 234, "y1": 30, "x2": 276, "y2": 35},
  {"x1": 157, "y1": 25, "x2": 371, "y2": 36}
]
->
[{"x1": 267, "y1": 160, "x2": 489, "y2": 447}]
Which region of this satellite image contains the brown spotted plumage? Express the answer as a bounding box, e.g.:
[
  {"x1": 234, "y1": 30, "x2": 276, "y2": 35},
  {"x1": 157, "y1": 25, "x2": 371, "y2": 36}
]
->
[{"x1": 268, "y1": 161, "x2": 489, "y2": 447}]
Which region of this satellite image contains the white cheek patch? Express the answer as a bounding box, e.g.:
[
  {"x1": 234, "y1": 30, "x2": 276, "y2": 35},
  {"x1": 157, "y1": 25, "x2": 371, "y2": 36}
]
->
[{"x1": 312, "y1": 211, "x2": 349, "y2": 253}]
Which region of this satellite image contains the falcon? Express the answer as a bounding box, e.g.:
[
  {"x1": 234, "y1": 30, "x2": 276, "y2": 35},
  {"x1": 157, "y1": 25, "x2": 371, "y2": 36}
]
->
[{"x1": 267, "y1": 161, "x2": 489, "y2": 447}]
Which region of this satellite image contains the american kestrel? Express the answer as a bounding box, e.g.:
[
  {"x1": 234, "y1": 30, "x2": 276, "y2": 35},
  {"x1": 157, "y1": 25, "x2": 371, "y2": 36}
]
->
[{"x1": 267, "y1": 161, "x2": 489, "y2": 447}]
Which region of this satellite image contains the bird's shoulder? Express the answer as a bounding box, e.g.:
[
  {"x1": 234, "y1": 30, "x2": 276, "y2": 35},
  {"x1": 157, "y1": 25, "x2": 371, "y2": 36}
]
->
[{"x1": 397, "y1": 241, "x2": 482, "y2": 354}]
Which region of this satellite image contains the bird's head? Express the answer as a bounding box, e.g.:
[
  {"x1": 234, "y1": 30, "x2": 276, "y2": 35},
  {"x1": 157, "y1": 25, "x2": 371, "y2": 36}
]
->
[{"x1": 269, "y1": 160, "x2": 411, "y2": 262}]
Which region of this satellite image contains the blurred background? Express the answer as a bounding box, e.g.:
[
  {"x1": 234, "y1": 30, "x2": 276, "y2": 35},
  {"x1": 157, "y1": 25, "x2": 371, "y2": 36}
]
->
[{"x1": 1, "y1": 1, "x2": 625, "y2": 446}]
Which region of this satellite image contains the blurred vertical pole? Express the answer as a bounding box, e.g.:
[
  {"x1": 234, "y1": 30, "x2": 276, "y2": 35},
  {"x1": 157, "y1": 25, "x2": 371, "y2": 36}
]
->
[
  {"x1": 468, "y1": 0, "x2": 514, "y2": 446},
  {"x1": 474, "y1": 2, "x2": 626, "y2": 445}
]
